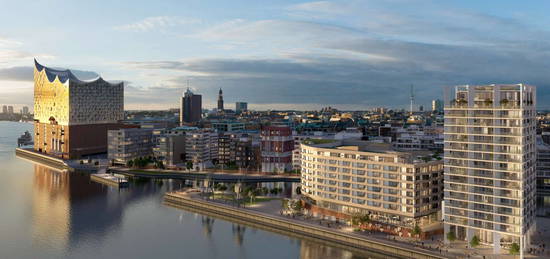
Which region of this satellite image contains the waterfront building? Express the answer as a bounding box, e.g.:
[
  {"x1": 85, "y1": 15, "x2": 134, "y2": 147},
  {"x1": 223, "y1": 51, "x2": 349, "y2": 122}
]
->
[
  {"x1": 212, "y1": 121, "x2": 245, "y2": 132},
  {"x1": 2, "y1": 105, "x2": 6, "y2": 114},
  {"x1": 443, "y1": 84, "x2": 536, "y2": 253},
  {"x1": 235, "y1": 102, "x2": 247, "y2": 114},
  {"x1": 22, "y1": 106, "x2": 29, "y2": 115},
  {"x1": 261, "y1": 126, "x2": 294, "y2": 173},
  {"x1": 153, "y1": 129, "x2": 186, "y2": 167},
  {"x1": 300, "y1": 140, "x2": 443, "y2": 230},
  {"x1": 7, "y1": 106, "x2": 14, "y2": 114},
  {"x1": 33, "y1": 60, "x2": 125, "y2": 159},
  {"x1": 218, "y1": 132, "x2": 239, "y2": 166},
  {"x1": 235, "y1": 135, "x2": 261, "y2": 170},
  {"x1": 537, "y1": 133, "x2": 550, "y2": 193},
  {"x1": 180, "y1": 88, "x2": 202, "y2": 125},
  {"x1": 184, "y1": 128, "x2": 218, "y2": 170},
  {"x1": 432, "y1": 99, "x2": 443, "y2": 113},
  {"x1": 292, "y1": 132, "x2": 332, "y2": 171},
  {"x1": 217, "y1": 88, "x2": 224, "y2": 111},
  {"x1": 108, "y1": 128, "x2": 154, "y2": 165}
]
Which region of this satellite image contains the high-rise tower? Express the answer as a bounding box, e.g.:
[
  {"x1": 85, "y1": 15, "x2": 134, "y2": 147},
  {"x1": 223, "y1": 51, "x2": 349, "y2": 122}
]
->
[
  {"x1": 180, "y1": 88, "x2": 202, "y2": 125},
  {"x1": 217, "y1": 88, "x2": 224, "y2": 111},
  {"x1": 443, "y1": 84, "x2": 536, "y2": 255}
]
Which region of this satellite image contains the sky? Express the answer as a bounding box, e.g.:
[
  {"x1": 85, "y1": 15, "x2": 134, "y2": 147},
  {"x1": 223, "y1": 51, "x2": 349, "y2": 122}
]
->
[{"x1": 1, "y1": 0, "x2": 550, "y2": 111}]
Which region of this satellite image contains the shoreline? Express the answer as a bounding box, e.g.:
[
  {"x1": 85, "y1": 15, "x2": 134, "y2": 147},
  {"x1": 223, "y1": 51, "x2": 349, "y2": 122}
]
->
[{"x1": 164, "y1": 191, "x2": 448, "y2": 259}]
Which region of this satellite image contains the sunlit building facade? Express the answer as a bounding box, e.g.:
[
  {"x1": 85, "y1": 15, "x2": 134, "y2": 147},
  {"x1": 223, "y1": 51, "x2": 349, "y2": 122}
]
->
[
  {"x1": 443, "y1": 84, "x2": 536, "y2": 253},
  {"x1": 33, "y1": 60, "x2": 124, "y2": 159},
  {"x1": 301, "y1": 141, "x2": 443, "y2": 228}
]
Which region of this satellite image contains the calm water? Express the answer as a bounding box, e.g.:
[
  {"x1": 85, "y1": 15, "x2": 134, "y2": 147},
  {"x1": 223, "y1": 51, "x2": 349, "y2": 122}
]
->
[{"x1": 0, "y1": 121, "x2": 373, "y2": 259}]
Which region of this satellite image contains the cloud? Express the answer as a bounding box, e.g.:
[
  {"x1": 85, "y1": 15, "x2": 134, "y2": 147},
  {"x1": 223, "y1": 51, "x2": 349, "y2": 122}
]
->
[
  {"x1": 114, "y1": 16, "x2": 200, "y2": 32},
  {"x1": 0, "y1": 66, "x2": 99, "y2": 81}
]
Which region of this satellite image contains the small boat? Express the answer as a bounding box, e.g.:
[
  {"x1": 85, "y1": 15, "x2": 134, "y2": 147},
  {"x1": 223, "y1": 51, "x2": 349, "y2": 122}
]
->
[{"x1": 17, "y1": 131, "x2": 33, "y2": 147}]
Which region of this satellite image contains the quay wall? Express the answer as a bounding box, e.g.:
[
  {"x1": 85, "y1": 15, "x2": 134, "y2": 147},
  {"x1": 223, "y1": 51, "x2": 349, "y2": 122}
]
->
[{"x1": 164, "y1": 193, "x2": 448, "y2": 259}]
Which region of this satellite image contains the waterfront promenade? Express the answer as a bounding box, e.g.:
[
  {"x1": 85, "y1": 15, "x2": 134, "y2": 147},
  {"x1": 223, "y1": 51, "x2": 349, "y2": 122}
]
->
[
  {"x1": 164, "y1": 190, "x2": 449, "y2": 259},
  {"x1": 110, "y1": 167, "x2": 300, "y2": 182}
]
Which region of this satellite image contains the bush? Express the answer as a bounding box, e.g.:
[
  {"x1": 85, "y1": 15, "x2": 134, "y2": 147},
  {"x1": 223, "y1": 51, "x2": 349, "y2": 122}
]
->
[
  {"x1": 509, "y1": 242, "x2": 520, "y2": 255},
  {"x1": 446, "y1": 231, "x2": 456, "y2": 242},
  {"x1": 470, "y1": 235, "x2": 480, "y2": 248}
]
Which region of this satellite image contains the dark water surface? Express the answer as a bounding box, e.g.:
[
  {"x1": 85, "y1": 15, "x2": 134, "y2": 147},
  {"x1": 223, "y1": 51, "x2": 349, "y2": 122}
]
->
[{"x1": 0, "y1": 121, "x2": 375, "y2": 259}]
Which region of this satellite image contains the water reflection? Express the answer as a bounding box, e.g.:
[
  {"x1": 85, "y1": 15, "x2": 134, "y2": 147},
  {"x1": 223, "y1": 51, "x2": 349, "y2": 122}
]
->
[{"x1": 30, "y1": 162, "x2": 167, "y2": 252}]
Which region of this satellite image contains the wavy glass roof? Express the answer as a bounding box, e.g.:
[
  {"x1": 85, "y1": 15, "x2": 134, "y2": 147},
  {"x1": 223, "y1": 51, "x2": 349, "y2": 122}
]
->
[{"x1": 34, "y1": 59, "x2": 119, "y2": 85}]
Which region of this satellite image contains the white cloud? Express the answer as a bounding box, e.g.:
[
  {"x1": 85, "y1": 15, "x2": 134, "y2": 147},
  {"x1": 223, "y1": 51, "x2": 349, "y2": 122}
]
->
[{"x1": 114, "y1": 16, "x2": 200, "y2": 32}]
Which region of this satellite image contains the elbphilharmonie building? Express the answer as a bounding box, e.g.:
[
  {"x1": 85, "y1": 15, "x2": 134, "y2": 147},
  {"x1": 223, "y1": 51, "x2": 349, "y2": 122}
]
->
[{"x1": 33, "y1": 60, "x2": 126, "y2": 159}]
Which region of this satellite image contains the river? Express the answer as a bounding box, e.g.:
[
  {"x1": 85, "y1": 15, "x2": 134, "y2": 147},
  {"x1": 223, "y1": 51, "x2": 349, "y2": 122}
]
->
[{"x1": 0, "y1": 121, "x2": 374, "y2": 259}]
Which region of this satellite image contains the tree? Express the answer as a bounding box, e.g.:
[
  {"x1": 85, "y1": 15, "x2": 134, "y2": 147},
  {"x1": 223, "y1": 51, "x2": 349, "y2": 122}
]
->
[
  {"x1": 412, "y1": 225, "x2": 421, "y2": 237},
  {"x1": 295, "y1": 186, "x2": 302, "y2": 195},
  {"x1": 470, "y1": 235, "x2": 480, "y2": 248},
  {"x1": 446, "y1": 231, "x2": 456, "y2": 242},
  {"x1": 126, "y1": 160, "x2": 134, "y2": 168},
  {"x1": 509, "y1": 242, "x2": 520, "y2": 255},
  {"x1": 351, "y1": 213, "x2": 370, "y2": 226},
  {"x1": 186, "y1": 161, "x2": 193, "y2": 171}
]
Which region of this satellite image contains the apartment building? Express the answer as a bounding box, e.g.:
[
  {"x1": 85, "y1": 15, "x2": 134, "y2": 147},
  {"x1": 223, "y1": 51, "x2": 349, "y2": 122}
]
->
[
  {"x1": 261, "y1": 126, "x2": 293, "y2": 173},
  {"x1": 108, "y1": 128, "x2": 154, "y2": 165},
  {"x1": 301, "y1": 140, "x2": 443, "y2": 229},
  {"x1": 443, "y1": 84, "x2": 536, "y2": 253},
  {"x1": 537, "y1": 133, "x2": 550, "y2": 193}
]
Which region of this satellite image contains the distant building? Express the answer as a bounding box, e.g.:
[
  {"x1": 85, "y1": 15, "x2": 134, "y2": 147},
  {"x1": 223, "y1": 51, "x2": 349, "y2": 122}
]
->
[
  {"x1": 7, "y1": 106, "x2": 14, "y2": 114},
  {"x1": 235, "y1": 102, "x2": 247, "y2": 113},
  {"x1": 33, "y1": 60, "x2": 125, "y2": 159},
  {"x1": 1, "y1": 105, "x2": 6, "y2": 114},
  {"x1": 431, "y1": 99, "x2": 443, "y2": 112},
  {"x1": 184, "y1": 128, "x2": 218, "y2": 170},
  {"x1": 212, "y1": 121, "x2": 245, "y2": 132},
  {"x1": 22, "y1": 106, "x2": 29, "y2": 115},
  {"x1": 180, "y1": 88, "x2": 202, "y2": 125},
  {"x1": 261, "y1": 126, "x2": 293, "y2": 173},
  {"x1": 153, "y1": 129, "x2": 186, "y2": 167},
  {"x1": 108, "y1": 128, "x2": 154, "y2": 165},
  {"x1": 217, "y1": 88, "x2": 224, "y2": 111}
]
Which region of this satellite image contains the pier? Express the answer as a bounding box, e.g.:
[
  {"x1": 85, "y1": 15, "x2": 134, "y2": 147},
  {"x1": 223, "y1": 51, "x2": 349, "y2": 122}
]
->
[{"x1": 90, "y1": 173, "x2": 129, "y2": 188}]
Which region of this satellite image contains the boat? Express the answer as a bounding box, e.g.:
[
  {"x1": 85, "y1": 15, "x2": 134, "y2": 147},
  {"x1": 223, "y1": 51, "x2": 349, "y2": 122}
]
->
[{"x1": 17, "y1": 131, "x2": 33, "y2": 147}]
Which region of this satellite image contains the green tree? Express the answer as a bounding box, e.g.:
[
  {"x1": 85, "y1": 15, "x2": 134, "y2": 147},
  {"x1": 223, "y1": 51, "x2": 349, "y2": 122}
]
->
[
  {"x1": 412, "y1": 225, "x2": 421, "y2": 237},
  {"x1": 509, "y1": 242, "x2": 520, "y2": 255},
  {"x1": 186, "y1": 161, "x2": 193, "y2": 171},
  {"x1": 470, "y1": 235, "x2": 480, "y2": 248},
  {"x1": 126, "y1": 160, "x2": 134, "y2": 168},
  {"x1": 446, "y1": 231, "x2": 456, "y2": 242}
]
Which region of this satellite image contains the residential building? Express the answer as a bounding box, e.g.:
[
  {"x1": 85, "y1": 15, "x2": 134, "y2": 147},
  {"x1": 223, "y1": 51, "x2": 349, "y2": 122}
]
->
[
  {"x1": 300, "y1": 140, "x2": 443, "y2": 231},
  {"x1": 108, "y1": 128, "x2": 154, "y2": 165},
  {"x1": 212, "y1": 121, "x2": 246, "y2": 132},
  {"x1": 33, "y1": 60, "x2": 125, "y2": 159},
  {"x1": 537, "y1": 133, "x2": 550, "y2": 193},
  {"x1": 180, "y1": 88, "x2": 202, "y2": 125},
  {"x1": 22, "y1": 106, "x2": 29, "y2": 115},
  {"x1": 235, "y1": 102, "x2": 247, "y2": 113},
  {"x1": 2, "y1": 105, "x2": 6, "y2": 114},
  {"x1": 185, "y1": 128, "x2": 218, "y2": 170},
  {"x1": 7, "y1": 106, "x2": 14, "y2": 114},
  {"x1": 443, "y1": 84, "x2": 536, "y2": 253},
  {"x1": 153, "y1": 128, "x2": 186, "y2": 167},
  {"x1": 261, "y1": 126, "x2": 293, "y2": 173},
  {"x1": 235, "y1": 135, "x2": 261, "y2": 171}
]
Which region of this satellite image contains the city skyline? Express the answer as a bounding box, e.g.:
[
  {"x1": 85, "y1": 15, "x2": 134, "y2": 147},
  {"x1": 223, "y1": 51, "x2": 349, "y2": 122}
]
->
[{"x1": 2, "y1": 0, "x2": 550, "y2": 111}]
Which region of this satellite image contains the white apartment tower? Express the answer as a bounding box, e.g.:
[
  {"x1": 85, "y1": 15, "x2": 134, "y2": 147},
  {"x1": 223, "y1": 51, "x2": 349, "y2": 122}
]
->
[{"x1": 443, "y1": 84, "x2": 536, "y2": 254}]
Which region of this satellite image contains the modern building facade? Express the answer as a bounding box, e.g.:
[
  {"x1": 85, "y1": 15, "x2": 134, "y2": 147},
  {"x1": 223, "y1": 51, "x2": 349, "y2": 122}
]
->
[
  {"x1": 108, "y1": 128, "x2": 154, "y2": 165},
  {"x1": 536, "y1": 133, "x2": 550, "y2": 193},
  {"x1": 33, "y1": 60, "x2": 125, "y2": 159},
  {"x1": 261, "y1": 126, "x2": 294, "y2": 173},
  {"x1": 443, "y1": 84, "x2": 537, "y2": 253},
  {"x1": 432, "y1": 99, "x2": 443, "y2": 113},
  {"x1": 180, "y1": 88, "x2": 202, "y2": 125},
  {"x1": 300, "y1": 140, "x2": 443, "y2": 229},
  {"x1": 153, "y1": 129, "x2": 186, "y2": 167},
  {"x1": 235, "y1": 102, "x2": 247, "y2": 113},
  {"x1": 212, "y1": 121, "x2": 246, "y2": 132}
]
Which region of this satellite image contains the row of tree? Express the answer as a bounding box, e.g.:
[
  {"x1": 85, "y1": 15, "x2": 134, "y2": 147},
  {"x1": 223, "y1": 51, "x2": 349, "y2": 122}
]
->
[{"x1": 446, "y1": 232, "x2": 520, "y2": 255}]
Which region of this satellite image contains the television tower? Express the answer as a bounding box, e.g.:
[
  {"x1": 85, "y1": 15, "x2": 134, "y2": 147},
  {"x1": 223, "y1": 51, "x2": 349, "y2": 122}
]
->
[{"x1": 409, "y1": 85, "x2": 415, "y2": 114}]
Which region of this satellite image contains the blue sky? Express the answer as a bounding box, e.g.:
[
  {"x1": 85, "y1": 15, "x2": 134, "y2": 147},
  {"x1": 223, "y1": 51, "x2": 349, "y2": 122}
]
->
[{"x1": 1, "y1": 0, "x2": 550, "y2": 110}]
